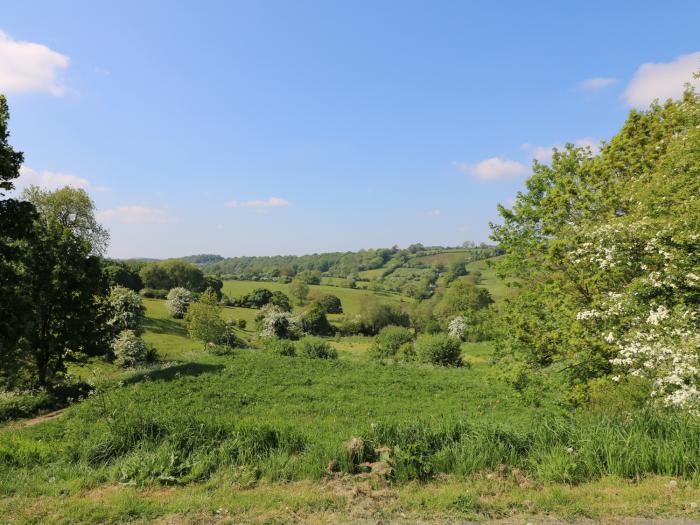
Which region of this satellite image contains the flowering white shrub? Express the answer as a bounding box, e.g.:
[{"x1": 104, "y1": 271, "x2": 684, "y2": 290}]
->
[
  {"x1": 106, "y1": 286, "x2": 146, "y2": 333},
  {"x1": 447, "y1": 316, "x2": 467, "y2": 340},
  {"x1": 258, "y1": 305, "x2": 304, "y2": 339},
  {"x1": 112, "y1": 330, "x2": 156, "y2": 368},
  {"x1": 571, "y1": 219, "x2": 700, "y2": 411},
  {"x1": 166, "y1": 287, "x2": 193, "y2": 319}
]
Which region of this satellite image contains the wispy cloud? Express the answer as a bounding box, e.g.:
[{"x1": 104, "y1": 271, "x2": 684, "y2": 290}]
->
[
  {"x1": 225, "y1": 197, "x2": 290, "y2": 208},
  {"x1": 624, "y1": 51, "x2": 700, "y2": 108},
  {"x1": 521, "y1": 137, "x2": 600, "y2": 163},
  {"x1": 16, "y1": 166, "x2": 89, "y2": 190},
  {"x1": 454, "y1": 157, "x2": 529, "y2": 181},
  {"x1": 97, "y1": 206, "x2": 171, "y2": 225},
  {"x1": 0, "y1": 30, "x2": 69, "y2": 96},
  {"x1": 579, "y1": 77, "x2": 618, "y2": 91},
  {"x1": 421, "y1": 209, "x2": 441, "y2": 217}
]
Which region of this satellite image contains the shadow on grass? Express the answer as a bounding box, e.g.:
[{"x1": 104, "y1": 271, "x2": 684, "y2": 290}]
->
[
  {"x1": 123, "y1": 362, "x2": 224, "y2": 385},
  {"x1": 143, "y1": 317, "x2": 187, "y2": 337}
]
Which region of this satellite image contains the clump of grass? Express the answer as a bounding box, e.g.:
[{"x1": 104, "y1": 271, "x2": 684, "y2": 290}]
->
[{"x1": 297, "y1": 337, "x2": 337, "y2": 359}]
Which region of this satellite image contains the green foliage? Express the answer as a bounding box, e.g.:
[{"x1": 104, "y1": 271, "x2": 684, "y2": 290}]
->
[
  {"x1": 289, "y1": 278, "x2": 309, "y2": 305},
  {"x1": 139, "y1": 288, "x2": 168, "y2": 299},
  {"x1": 263, "y1": 338, "x2": 296, "y2": 357},
  {"x1": 166, "y1": 287, "x2": 193, "y2": 319},
  {"x1": 300, "y1": 303, "x2": 334, "y2": 336},
  {"x1": 103, "y1": 262, "x2": 143, "y2": 291},
  {"x1": 312, "y1": 294, "x2": 343, "y2": 314},
  {"x1": 21, "y1": 185, "x2": 110, "y2": 256},
  {"x1": 415, "y1": 334, "x2": 462, "y2": 367},
  {"x1": 106, "y1": 286, "x2": 146, "y2": 335},
  {"x1": 296, "y1": 336, "x2": 337, "y2": 359},
  {"x1": 357, "y1": 300, "x2": 410, "y2": 335},
  {"x1": 491, "y1": 85, "x2": 700, "y2": 405},
  {"x1": 112, "y1": 330, "x2": 157, "y2": 368},
  {"x1": 370, "y1": 325, "x2": 414, "y2": 360},
  {"x1": 185, "y1": 290, "x2": 227, "y2": 349},
  {"x1": 140, "y1": 260, "x2": 206, "y2": 292}
]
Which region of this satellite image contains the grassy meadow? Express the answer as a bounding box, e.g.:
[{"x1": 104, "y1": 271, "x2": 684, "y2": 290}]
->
[{"x1": 4, "y1": 288, "x2": 700, "y2": 523}]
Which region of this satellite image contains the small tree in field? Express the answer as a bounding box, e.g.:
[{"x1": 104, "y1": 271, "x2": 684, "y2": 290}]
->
[
  {"x1": 185, "y1": 289, "x2": 226, "y2": 349},
  {"x1": 166, "y1": 287, "x2": 193, "y2": 318},
  {"x1": 289, "y1": 278, "x2": 309, "y2": 305}
]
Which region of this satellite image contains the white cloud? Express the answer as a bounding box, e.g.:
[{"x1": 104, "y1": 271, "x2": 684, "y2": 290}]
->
[
  {"x1": 522, "y1": 137, "x2": 600, "y2": 164},
  {"x1": 421, "y1": 209, "x2": 441, "y2": 217},
  {"x1": 624, "y1": 52, "x2": 700, "y2": 108},
  {"x1": 0, "y1": 30, "x2": 69, "y2": 96},
  {"x1": 454, "y1": 157, "x2": 529, "y2": 181},
  {"x1": 16, "y1": 166, "x2": 89, "y2": 190},
  {"x1": 579, "y1": 77, "x2": 618, "y2": 91},
  {"x1": 97, "y1": 206, "x2": 171, "y2": 225},
  {"x1": 225, "y1": 197, "x2": 290, "y2": 208},
  {"x1": 93, "y1": 185, "x2": 112, "y2": 193}
]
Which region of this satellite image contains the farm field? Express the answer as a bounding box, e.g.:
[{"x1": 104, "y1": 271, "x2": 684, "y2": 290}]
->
[{"x1": 222, "y1": 279, "x2": 411, "y2": 316}]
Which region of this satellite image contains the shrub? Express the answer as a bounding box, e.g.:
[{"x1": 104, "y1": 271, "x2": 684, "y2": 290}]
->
[
  {"x1": 297, "y1": 337, "x2": 337, "y2": 359},
  {"x1": 314, "y1": 294, "x2": 343, "y2": 314},
  {"x1": 415, "y1": 334, "x2": 462, "y2": 366},
  {"x1": 397, "y1": 341, "x2": 416, "y2": 362},
  {"x1": 238, "y1": 319, "x2": 247, "y2": 329},
  {"x1": 269, "y1": 291, "x2": 292, "y2": 311},
  {"x1": 241, "y1": 288, "x2": 273, "y2": 308},
  {"x1": 264, "y1": 338, "x2": 296, "y2": 357},
  {"x1": 166, "y1": 287, "x2": 193, "y2": 319},
  {"x1": 370, "y1": 325, "x2": 414, "y2": 360},
  {"x1": 337, "y1": 315, "x2": 363, "y2": 336},
  {"x1": 139, "y1": 288, "x2": 168, "y2": 299},
  {"x1": 106, "y1": 286, "x2": 146, "y2": 334},
  {"x1": 301, "y1": 303, "x2": 334, "y2": 336},
  {"x1": 112, "y1": 330, "x2": 157, "y2": 368},
  {"x1": 257, "y1": 305, "x2": 304, "y2": 339},
  {"x1": 358, "y1": 301, "x2": 410, "y2": 335}
]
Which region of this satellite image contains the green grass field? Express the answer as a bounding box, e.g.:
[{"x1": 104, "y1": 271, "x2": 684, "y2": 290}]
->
[
  {"x1": 222, "y1": 279, "x2": 411, "y2": 316},
  {"x1": 412, "y1": 249, "x2": 474, "y2": 266},
  {"x1": 3, "y1": 296, "x2": 700, "y2": 523}
]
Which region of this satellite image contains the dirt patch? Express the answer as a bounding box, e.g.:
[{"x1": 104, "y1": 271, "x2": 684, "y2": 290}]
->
[{"x1": 0, "y1": 408, "x2": 66, "y2": 432}]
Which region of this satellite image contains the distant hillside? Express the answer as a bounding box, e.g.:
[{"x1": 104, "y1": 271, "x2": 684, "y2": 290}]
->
[{"x1": 178, "y1": 254, "x2": 225, "y2": 265}]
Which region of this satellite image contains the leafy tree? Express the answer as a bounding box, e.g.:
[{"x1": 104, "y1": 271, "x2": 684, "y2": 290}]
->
[
  {"x1": 185, "y1": 289, "x2": 227, "y2": 349},
  {"x1": 296, "y1": 270, "x2": 321, "y2": 285},
  {"x1": 313, "y1": 294, "x2": 343, "y2": 314},
  {"x1": 103, "y1": 263, "x2": 143, "y2": 291},
  {"x1": 269, "y1": 290, "x2": 292, "y2": 311},
  {"x1": 140, "y1": 264, "x2": 172, "y2": 289},
  {"x1": 491, "y1": 84, "x2": 700, "y2": 408},
  {"x1": 166, "y1": 287, "x2": 193, "y2": 318},
  {"x1": 21, "y1": 185, "x2": 109, "y2": 256},
  {"x1": 21, "y1": 219, "x2": 106, "y2": 386},
  {"x1": 0, "y1": 95, "x2": 36, "y2": 387},
  {"x1": 160, "y1": 260, "x2": 206, "y2": 291},
  {"x1": 301, "y1": 303, "x2": 334, "y2": 336},
  {"x1": 106, "y1": 286, "x2": 146, "y2": 335},
  {"x1": 357, "y1": 300, "x2": 410, "y2": 335},
  {"x1": 289, "y1": 278, "x2": 309, "y2": 305}
]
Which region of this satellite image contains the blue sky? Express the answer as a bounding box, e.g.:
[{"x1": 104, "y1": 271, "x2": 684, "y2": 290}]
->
[{"x1": 2, "y1": 1, "x2": 699, "y2": 258}]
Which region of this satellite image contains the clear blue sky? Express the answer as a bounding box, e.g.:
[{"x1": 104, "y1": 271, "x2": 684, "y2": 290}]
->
[{"x1": 3, "y1": 1, "x2": 699, "y2": 258}]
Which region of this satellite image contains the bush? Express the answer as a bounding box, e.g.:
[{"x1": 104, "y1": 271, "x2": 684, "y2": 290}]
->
[
  {"x1": 370, "y1": 325, "x2": 414, "y2": 360},
  {"x1": 257, "y1": 305, "x2": 304, "y2": 339},
  {"x1": 106, "y1": 286, "x2": 146, "y2": 334},
  {"x1": 358, "y1": 301, "x2": 410, "y2": 335},
  {"x1": 220, "y1": 320, "x2": 246, "y2": 348},
  {"x1": 166, "y1": 287, "x2": 193, "y2": 319},
  {"x1": 301, "y1": 303, "x2": 334, "y2": 336},
  {"x1": 185, "y1": 290, "x2": 227, "y2": 349},
  {"x1": 264, "y1": 338, "x2": 296, "y2": 357},
  {"x1": 139, "y1": 288, "x2": 168, "y2": 299},
  {"x1": 238, "y1": 319, "x2": 247, "y2": 329},
  {"x1": 112, "y1": 330, "x2": 157, "y2": 368},
  {"x1": 397, "y1": 341, "x2": 416, "y2": 362},
  {"x1": 415, "y1": 334, "x2": 462, "y2": 366},
  {"x1": 241, "y1": 288, "x2": 273, "y2": 308},
  {"x1": 314, "y1": 294, "x2": 343, "y2": 314},
  {"x1": 297, "y1": 337, "x2": 337, "y2": 359},
  {"x1": 269, "y1": 291, "x2": 292, "y2": 311}
]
